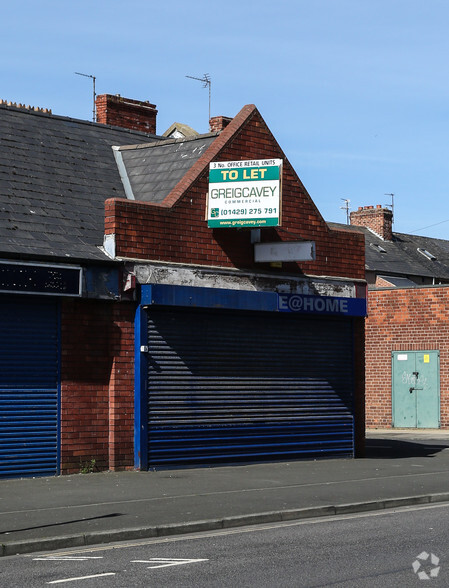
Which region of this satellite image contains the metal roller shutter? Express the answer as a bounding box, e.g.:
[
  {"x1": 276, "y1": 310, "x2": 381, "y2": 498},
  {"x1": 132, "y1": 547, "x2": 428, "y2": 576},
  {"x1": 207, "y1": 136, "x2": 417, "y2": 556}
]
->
[
  {"x1": 0, "y1": 299, "x2": 59, "y2": 477},
  {"x1": 147, "y1": 307, "x2": 354, "y2": 467}
]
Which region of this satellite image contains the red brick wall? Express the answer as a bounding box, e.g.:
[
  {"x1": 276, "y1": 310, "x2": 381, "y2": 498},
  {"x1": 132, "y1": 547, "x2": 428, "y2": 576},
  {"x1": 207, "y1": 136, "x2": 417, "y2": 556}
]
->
[
  {"x1": 353, "y1": 317, "x2": 366, "y2": 455},
  {"x1": 60, "y1": 299, "x2": 135, "y2": 473},
  {"x1": 105, "y1": 107, "x2": 365, "y2": 281},
  {"x1": 108, "y1": 303, "x2": 135, "y2": 470},
  {"x1": 96, "y1": 94, "x2": 157, "y2": 134},
  {"x1": 366, "y1": 287, "x2": 449, "y2": 428}
]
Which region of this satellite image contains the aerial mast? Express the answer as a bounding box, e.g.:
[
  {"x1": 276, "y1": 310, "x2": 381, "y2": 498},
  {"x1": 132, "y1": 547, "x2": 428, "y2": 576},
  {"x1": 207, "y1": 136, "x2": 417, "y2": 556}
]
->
[
  {"x1": 340, "y1": 198, "x2": 351, "y2": 225},
  {"x1": 384, "y1": 193, "x2": 395, "y2": 226},
  {"x1": 186, "y1": 74, "x2": 211, "y2": 123},
  {"x1": 75, "y1": 72, "x2": 97, "y2": 122}
]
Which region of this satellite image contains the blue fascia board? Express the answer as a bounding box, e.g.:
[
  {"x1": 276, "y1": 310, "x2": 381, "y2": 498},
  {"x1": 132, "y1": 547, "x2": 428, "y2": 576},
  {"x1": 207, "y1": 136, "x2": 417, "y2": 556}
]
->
[
  {"x1": 278, "y1": 293, "x2": 367, "y2": 317},
  {"x1": 141, "y1": 284, "x2": 367, "y2": 317},
  {"x1": 141, "y1": 284, "x2": 278, "y2": 312}
]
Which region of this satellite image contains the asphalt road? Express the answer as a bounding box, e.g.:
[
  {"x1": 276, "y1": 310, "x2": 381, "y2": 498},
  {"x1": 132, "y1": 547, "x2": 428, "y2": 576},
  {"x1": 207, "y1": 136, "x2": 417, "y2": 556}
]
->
[{"x1": 2, "y1": 501, "x2": 449, "y2": 587}]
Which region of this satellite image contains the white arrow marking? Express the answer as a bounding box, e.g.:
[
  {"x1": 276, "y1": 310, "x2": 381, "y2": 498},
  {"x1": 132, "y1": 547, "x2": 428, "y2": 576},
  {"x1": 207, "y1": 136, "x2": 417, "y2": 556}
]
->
[{"x1": 132, "y1": 557, "x2": 209, "y2": 569}]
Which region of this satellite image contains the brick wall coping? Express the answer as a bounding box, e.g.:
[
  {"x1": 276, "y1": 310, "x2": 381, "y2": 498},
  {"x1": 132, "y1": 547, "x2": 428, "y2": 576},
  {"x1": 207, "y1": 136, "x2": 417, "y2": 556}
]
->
[
  {"x1": 326, "y1": 224, "x2": 368, "y2": 237},
  {"x1": 369, "y1": 284, "x2": 449, "y2": 292}
]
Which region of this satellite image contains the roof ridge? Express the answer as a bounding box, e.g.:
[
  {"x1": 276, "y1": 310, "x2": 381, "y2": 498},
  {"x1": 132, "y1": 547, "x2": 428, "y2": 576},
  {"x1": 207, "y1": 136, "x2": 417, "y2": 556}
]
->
[
  {"x1": 393, "y1": 230, "x2": 449, "y2": 244},
  {"x1": 116, "y1": 132, "x2": 218, "y2": 152},
  {"x1": 0, "y1": 102, "x2": 163, "y2": 139},
  {"x1": 0, "y1": 99, "x2": 52, "y2": 114}
]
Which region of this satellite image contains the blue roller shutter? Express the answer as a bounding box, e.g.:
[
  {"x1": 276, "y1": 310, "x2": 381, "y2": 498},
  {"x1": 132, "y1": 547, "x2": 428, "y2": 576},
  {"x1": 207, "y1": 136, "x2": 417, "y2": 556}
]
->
[
  {"x1": 0, "y1": 299, "x2": 60, "y2": 477},
  {"x1": 147, "y1": 307, "x2": 354, "y2": 467}
]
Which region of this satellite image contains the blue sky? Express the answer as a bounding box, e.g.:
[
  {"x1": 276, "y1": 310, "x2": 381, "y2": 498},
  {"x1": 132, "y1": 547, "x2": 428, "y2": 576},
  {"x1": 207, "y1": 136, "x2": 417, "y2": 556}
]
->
[{"x1": 3, "y1": 1, "x2": 449, "y2": 238}]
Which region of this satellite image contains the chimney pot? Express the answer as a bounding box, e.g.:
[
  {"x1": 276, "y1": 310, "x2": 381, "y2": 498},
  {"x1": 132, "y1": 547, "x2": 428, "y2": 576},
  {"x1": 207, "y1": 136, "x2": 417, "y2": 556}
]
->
[{"x1": 1, "y1": 100, "x2": 51, "y2": 115}]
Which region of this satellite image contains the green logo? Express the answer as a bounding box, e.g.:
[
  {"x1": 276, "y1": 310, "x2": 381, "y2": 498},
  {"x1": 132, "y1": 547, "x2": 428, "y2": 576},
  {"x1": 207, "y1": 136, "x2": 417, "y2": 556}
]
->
[{"x1": 211, "y1": 208, "x2": 220, "y2": 217}]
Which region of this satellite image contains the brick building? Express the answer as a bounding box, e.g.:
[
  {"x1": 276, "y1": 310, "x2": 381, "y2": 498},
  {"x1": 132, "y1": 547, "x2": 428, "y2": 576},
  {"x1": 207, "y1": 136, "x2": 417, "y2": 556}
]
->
[
  {"x1": 333, "y1": 205, "x2": 449, "y2": 429},
  {"x1": 0, "y1": 95, "x2": 366, "y2": 477}
]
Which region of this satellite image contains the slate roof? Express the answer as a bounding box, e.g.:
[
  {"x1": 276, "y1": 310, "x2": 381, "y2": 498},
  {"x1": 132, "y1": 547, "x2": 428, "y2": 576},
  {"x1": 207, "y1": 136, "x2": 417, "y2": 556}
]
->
[
  {"x1": 115, "y1": 134, "x2": 217, "y2": 203},
  {"x1": 0, "y1": 104, "x2": 162, "y2": 263},
  {"x1": 328, "y1": 222, "x2": 449, "y2": 281}
]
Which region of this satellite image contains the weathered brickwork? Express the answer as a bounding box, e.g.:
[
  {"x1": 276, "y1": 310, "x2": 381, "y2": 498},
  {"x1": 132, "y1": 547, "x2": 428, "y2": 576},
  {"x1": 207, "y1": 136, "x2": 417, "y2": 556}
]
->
[
  {"x1": 366, "y1": 287, "x2": 449, "y2": 429},
  {"x1": 105, "y1": 106, "x2": 365, "y2": 281},
  {"x1": 96, "y1": 94, "x2": 157, "y2": 134},
  {"x1": 209, "y1": 116, "x2": 232, "y2": 132},
  {"x1": 350, "y1": 205, "x2": 393, "y2": 241},
  {"x1": 60, "y1": 299, "x2": 135, "y2": 473}
]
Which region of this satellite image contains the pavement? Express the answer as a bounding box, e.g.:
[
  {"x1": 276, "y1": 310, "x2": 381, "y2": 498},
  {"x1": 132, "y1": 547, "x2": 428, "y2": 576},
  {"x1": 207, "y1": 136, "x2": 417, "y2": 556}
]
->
[{"x1": 1, "y1": 429, "x2": 449, "y2": 557}]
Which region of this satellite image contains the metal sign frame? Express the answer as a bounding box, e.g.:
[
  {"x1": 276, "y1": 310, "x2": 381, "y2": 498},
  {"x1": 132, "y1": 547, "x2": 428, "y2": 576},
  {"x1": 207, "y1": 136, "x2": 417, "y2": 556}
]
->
[
  {"x1": 0, "y1": 260, "x2": 82, "y2": 297},
  {"x1": 207, "y1": 159, "x2": 283, "y2": 228}
]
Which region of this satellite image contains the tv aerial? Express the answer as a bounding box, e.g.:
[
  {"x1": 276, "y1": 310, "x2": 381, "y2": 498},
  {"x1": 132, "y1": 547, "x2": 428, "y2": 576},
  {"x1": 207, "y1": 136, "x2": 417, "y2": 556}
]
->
[
  {"x1": 186, "y1": 73, "x2": 211, "y2": 122},
  {"x1": 340, "y1": 198, "x2": 351, "y2": 224},
  {"x1": 75, "y1": 72, "x2": 96, "y2": 122},
  {"x1": 384, "y1": 193, "x2": 395, "y2": 225}
]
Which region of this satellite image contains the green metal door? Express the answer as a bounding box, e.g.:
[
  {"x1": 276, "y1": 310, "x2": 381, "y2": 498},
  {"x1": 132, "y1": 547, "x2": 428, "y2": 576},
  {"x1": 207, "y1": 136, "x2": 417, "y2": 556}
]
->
[{"x1": 392, "y1": 351, "x2": 440, "y2": 428}]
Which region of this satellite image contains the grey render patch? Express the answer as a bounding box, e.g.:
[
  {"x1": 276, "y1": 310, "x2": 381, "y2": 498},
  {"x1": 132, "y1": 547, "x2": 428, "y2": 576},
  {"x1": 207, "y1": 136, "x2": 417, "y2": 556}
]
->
[{"x1": 131, "y1": 262, "x2": 358, "y2": 298}]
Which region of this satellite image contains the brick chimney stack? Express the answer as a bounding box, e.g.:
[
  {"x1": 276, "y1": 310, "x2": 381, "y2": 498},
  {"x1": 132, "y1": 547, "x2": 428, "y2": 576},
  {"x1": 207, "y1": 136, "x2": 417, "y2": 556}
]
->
[
  {"x1": 95, "y1": 94, "x2": 157, "y2": 134},
  {"x1": 350, "y1": 205, "x2": 393, "y2": 241},
  {"x1": 209, "y1": 115, "x2": 232, "y2": 133}
]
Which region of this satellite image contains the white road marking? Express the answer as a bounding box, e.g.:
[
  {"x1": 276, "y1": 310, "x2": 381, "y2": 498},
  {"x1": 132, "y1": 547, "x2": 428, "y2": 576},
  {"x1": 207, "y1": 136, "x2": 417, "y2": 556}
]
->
[
  {"x1": 34, "y1": 556, "x2": 103, "y2": 561},
  {"x1": 46, "y1": 572, "x2": 115, "y2": 584},
  {"x1": 132, "y1": 557, "x2": 208, "y2": 569}
]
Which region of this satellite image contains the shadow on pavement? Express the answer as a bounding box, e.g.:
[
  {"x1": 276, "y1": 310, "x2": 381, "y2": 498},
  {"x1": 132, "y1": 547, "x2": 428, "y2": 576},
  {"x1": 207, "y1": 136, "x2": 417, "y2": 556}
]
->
[
  {"x1": 365, "y1": 437, "x2": 449, "y2": 459},
  {"x1": 0, "y1": 512, "x2": 123, "y2": 535}
]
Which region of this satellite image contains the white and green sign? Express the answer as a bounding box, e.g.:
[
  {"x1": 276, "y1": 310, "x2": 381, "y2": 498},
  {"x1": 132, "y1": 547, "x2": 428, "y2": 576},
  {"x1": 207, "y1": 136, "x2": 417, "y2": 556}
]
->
[{"x1": 207, "y1": 159, "x2": 282, "y2": 228}]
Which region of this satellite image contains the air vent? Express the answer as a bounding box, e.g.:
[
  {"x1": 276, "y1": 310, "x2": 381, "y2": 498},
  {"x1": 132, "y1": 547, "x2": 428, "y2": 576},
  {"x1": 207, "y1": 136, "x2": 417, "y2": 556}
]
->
[
  {"x1": 417, "y1": 248, "x2": 436, "y2": 261},
  {"x1": 370, "y1": 242, "x2": 387, "y2": 254}
]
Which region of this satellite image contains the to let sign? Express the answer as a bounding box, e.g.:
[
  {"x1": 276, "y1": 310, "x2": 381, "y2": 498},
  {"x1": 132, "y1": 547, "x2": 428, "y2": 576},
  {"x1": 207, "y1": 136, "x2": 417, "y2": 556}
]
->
[{"x1": 207, "y1": 159, "x2": 282, "y2": 228}]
